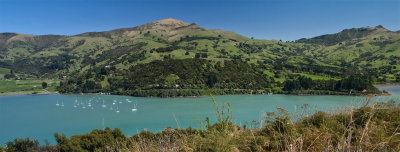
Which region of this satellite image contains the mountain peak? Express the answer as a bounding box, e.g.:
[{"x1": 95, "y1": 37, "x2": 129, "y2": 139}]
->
[
  {"x1": 156, "y1": 18, "x2": 188, "y2": 24},
  {"x1": 375, "y1": 25, "x2": 384, "y2": 29},
  {"x1": 374, "y1": 25, "x2": 389, "y2": 32},
  {"x1": 146, "y1": 18, "x2": 190, "y2": 29},
  {"x1": 360, "y1": 25, "x2": 389, "y2": 32}
]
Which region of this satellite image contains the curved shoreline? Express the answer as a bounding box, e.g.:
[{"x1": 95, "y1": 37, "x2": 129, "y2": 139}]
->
[
  {"x1": 0, "y1": 92, "x2": 58, "y2": 96},
  {"x1": 0, "y1": 91, "x2": 393, "y2": 98},
  {"x1": 374, "y1": 83, "x2": 400, "y2": 87},
  {"x1": 1, "y1": 84, "x2": 398, "y2": 97}
]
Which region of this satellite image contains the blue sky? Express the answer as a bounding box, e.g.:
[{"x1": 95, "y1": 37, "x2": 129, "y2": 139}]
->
[{"x1": 0, "y1": 0, "x2": 399, "y2": 41}]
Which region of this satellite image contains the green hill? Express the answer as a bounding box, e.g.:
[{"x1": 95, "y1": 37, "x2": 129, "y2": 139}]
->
[
  {"x1": 296, "y1": 25, "x2": 391, "y2": 45},
  {"x1": 0, "y1": 18, "x2": 399, "y2": 96}
]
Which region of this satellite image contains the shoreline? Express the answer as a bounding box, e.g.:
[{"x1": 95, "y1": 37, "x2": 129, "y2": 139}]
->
[
  {"x1": 374, "y1": 83, "x2": 400, "y2": 87},
  {"x1": 0, "y1": 91, "x2": 58, "y2": 96},
  {"x1": 0, "y1": 91, "x2": 391, "y2": 98},
  {"x1": 282, "y1": 93, "x2": 391, "y2": 97},
  {"x1": 1, "y1": 84, "x2": 398, "y2": 97}
]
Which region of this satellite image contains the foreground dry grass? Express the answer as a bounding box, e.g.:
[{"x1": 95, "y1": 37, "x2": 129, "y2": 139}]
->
[{"x1": 2, "y1": 97, "x2": 400, "y2": 152}]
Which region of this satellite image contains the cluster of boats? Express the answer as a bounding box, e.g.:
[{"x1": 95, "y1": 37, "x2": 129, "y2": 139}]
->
[{"x1": 56, "y1": 97, "x2": 138, "y2": 113}]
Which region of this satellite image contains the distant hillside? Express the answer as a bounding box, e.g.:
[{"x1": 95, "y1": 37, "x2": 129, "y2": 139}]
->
[
  {"x1": 296, "y1": 25, "x2": 391, "y2": 45},
  {"x1": 0, "y1": 18, "x2": 399, "y2": 96},
  {"x1": 0, "y1": 18, "x2": 252, "y2": 76}
]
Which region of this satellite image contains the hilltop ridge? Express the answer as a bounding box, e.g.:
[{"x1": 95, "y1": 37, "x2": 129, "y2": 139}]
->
[{"x1": 296, "y1": 25, "x2": 394, "y2": 45}]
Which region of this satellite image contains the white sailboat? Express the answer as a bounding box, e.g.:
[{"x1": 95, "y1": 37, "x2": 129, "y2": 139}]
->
[
  {"x1": 116, "y1": 106, "x2": 120, "y2": 113},
  {"x1": 61, "y1": 101, "x2": 64, "y2": 107},
  {"x1": 56, "y1": 101, "x2": 60, "y2": 106},
  {"x1": 101, "y1": 100, "x2": 107, "y2": 108},
  {"x1": 131, "y1": 104, "x2": 137, "y2": 112}
]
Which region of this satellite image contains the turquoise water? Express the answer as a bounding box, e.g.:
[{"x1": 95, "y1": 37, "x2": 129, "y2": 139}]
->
[{"x1": 0, "y1": 86, "x2": 399, "y2": 145}]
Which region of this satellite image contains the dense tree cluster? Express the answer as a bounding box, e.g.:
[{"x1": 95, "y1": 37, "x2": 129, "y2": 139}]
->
[
  {"x1": 56, "y1": 57, "x2": 383, "y2": 97},
  {"x1": 283, "y1": 74, "x2": 380, "y2": 94},
  {"x1": 58, "y1": 59, "x2": 276, "y2": 97}
]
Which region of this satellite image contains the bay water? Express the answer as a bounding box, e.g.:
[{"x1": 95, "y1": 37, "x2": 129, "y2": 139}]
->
[{"x1": 0, "y1": 86, "x2": 399, "y2": 145}]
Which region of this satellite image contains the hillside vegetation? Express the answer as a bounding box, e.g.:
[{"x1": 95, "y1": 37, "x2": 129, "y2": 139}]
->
[{"x1": 0, "y1": 18, "x2": 399, "y2": 96}]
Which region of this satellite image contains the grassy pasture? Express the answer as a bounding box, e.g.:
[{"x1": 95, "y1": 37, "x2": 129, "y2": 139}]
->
[{"x1": 0, "y1": 79, "x2": 59, "y2": 95}]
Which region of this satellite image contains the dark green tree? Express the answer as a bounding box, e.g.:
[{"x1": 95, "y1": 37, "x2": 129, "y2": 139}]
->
[
  {"x1": 42, "y1": 82, "x2": 48, "y2": 89},
  {"x1": 207, "y1": 73, "x2": 218, "y2": 88}
]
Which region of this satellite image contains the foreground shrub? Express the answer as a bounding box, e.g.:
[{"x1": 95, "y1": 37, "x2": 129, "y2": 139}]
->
[{"x1": 2, "y1": 138, "x2": 56, "y2": 152}]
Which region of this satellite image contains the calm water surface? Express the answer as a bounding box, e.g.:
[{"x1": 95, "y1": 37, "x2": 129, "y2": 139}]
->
[{"x1": 1, "y1": 86, "x2": 399, "y2": 144}]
